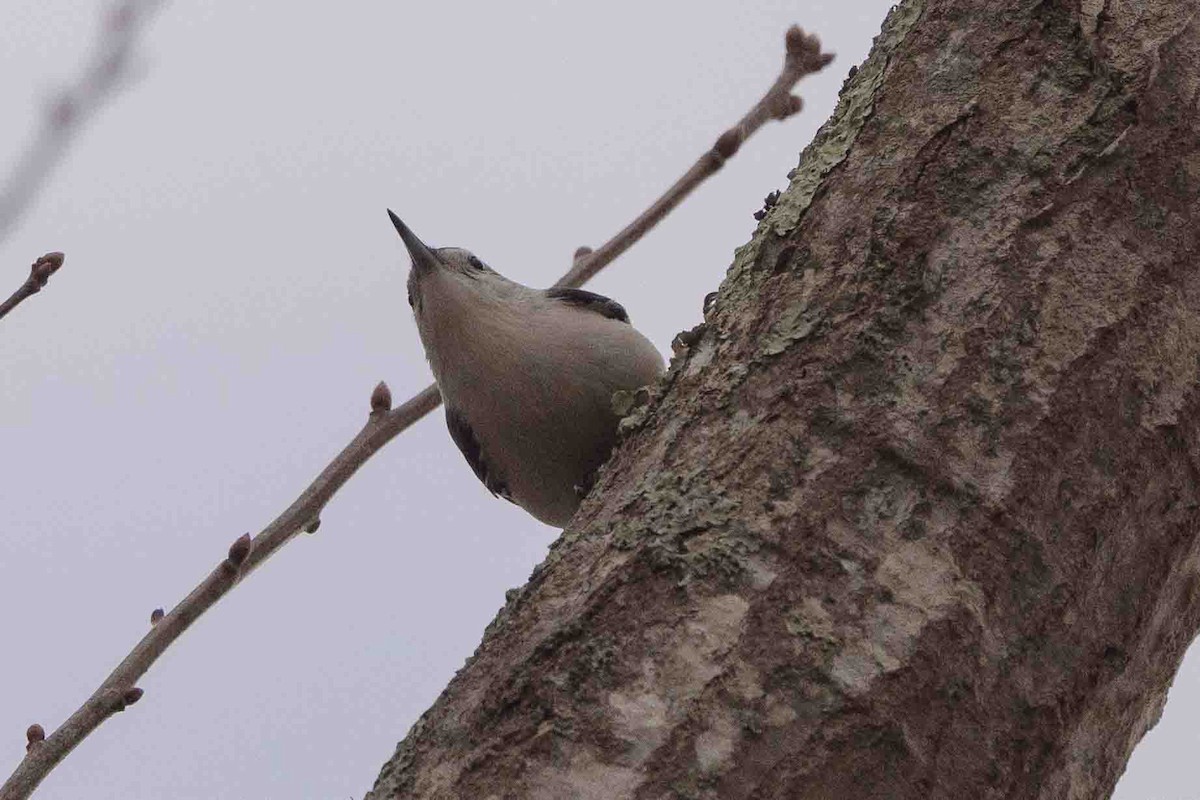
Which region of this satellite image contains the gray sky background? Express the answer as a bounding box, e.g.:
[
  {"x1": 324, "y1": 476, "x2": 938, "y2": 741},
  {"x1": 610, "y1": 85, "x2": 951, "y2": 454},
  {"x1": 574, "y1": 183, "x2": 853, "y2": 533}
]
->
[{"x1": 1, "y1": 2, "x2": 1195, "y2": 798}]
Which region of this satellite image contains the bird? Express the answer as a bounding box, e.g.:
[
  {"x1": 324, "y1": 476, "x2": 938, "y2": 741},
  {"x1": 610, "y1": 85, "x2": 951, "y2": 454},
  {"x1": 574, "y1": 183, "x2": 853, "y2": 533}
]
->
[{"x1": 388, "y1": 210, "x2": 664, "y2": 527}]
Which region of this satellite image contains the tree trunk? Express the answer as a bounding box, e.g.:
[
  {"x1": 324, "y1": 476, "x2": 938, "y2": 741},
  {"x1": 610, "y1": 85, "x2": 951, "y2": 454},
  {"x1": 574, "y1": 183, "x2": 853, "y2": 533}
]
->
[{"x1": 366, "y1": 1, "x2": 1200, "y2": 797}]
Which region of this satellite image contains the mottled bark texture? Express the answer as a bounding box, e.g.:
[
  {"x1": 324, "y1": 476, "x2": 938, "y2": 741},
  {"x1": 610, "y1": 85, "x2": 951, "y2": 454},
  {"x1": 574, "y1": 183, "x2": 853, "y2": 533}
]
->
[{"x1": 367, "y1": 1, "x2": 1200, "y2": 798}]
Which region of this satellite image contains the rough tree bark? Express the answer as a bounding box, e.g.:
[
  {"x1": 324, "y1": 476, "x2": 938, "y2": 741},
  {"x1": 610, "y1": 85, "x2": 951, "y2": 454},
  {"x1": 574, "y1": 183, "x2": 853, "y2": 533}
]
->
[{"x1": 366, "y1": 1, "x2": 1200, "y2": 797}]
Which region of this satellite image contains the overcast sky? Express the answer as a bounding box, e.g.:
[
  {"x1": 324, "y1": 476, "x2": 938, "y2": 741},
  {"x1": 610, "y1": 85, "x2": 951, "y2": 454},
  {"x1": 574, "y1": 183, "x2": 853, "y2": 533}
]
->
[{"x1": 1, "y1": 2, "x2": 1195, "y2": 798}]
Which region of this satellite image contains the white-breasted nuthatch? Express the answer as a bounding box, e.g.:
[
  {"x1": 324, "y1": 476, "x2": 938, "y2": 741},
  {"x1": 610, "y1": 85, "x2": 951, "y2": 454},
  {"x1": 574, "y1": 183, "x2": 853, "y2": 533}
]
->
[{"x1": 389, "y1": 210, "x2": 664, "y2": 527}]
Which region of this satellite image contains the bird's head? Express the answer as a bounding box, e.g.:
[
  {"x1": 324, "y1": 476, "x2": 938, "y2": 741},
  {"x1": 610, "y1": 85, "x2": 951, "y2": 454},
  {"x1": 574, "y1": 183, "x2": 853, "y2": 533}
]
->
[
  {"x1": 388, "y1": 208, "x2": 543, "y2": 372},
  {"x1": 388, "y1": 209, "x2": 524, "y2": 313}
]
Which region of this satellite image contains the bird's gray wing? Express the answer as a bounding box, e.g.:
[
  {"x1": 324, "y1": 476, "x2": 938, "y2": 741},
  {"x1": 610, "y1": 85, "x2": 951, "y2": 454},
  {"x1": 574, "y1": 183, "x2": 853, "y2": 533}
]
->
[
  {"x1": 544, "y1": 287, "x2": 629, "y2": 323},
  {"x1": 445, "y1": 404, "x2": 512, "y2": 502}
]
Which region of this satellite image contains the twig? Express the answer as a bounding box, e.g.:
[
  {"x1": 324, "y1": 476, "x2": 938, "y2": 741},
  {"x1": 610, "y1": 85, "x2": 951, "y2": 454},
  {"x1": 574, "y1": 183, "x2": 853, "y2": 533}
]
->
[
  {"x1": 1, "y1": 386, "x2": 441, "y2": 800},
  {"x1": 0, "y1": 27, "x2": 832, "y2": 800},
  {"x1": 0, "y1": 0, "x2": 166, "y2": 245},
  {"x1": 0, "y1": 253, "x2": 65, "y2": 322},
  {"x1": 557, "y1": 26, "x2": 833, "y2": 289}
]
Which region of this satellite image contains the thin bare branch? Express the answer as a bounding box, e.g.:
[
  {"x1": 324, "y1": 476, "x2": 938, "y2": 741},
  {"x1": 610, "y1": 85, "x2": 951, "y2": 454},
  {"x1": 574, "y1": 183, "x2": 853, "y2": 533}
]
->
[
  {"x1": 0, "y1": 253, "x2": 65, "y2": 322},
  {"x1": 1, "y1": 26, "x2": 833, "y2": 800},
  {"x1": 0, "y1": 0, "x2": 166, "y2": 245},
  {"x1": 557, "y1": 26, "x2": 834, "y2": 289},
  {"x1": 1, "y1": 385, "x2": 441, "y2": 800}
]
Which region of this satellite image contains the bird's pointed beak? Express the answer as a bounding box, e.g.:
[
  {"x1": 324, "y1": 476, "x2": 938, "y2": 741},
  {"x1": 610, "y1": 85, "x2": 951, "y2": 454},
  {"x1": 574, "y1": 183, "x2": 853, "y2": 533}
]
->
[{"x1": 388, "y1": 210, "x2": 441, "y2": 274}]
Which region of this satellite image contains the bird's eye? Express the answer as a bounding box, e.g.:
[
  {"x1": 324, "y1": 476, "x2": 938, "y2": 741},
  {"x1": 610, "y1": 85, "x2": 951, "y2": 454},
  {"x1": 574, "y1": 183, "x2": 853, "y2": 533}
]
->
[{"x1": 467, "y1": 255, "x2": 485, "y2": 270}]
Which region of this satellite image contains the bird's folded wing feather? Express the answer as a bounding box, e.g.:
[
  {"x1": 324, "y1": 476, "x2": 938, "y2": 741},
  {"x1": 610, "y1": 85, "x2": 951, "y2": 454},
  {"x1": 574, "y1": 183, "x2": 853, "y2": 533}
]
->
[
  {"x1": 544, "y1": 287, "x2": 630, "y2": 323},
  {"x1": 445, "y1": 404, "x2": 512, "y2": 501}
]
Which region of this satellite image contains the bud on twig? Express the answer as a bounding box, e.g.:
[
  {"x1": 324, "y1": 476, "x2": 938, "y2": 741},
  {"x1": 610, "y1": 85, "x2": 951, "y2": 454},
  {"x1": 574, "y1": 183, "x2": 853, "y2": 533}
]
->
[
  {"x1": 305, "y1": 517, "x2": 321, "y2": 534},
  {"x1": 227, "y1": 533, "x2": 252, "y2": 568},
  {"x1": 150, "y1": 608, "x2": 164, "y2": 625},
  {"x1": 112, "y1": 687, "x2": 143, "y2": 712},
  {"x1": 26, "y1": 724, "x2": 45, "y2": 752},
  {"x1": 30, "y1": 252, "x2": 65, "y2": 288},
  {"x1": 714, "y1": 128, "x2": 743, "y2": 161},
  {"x1": 573, "y1": 246, "x2": 594, "y2": 265},
  {"x1": 785, "y1": 25, "x2": 810, "y2": 57},
  {"x1": 785, "y1": 26, "x2": 834, "y2": 74},
  {"x1": 772, "y1": 94, "x2": 803, "y2": 120},
  {"x1": 371, "y1": 381, "x2": 392, "y2": 414}
]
